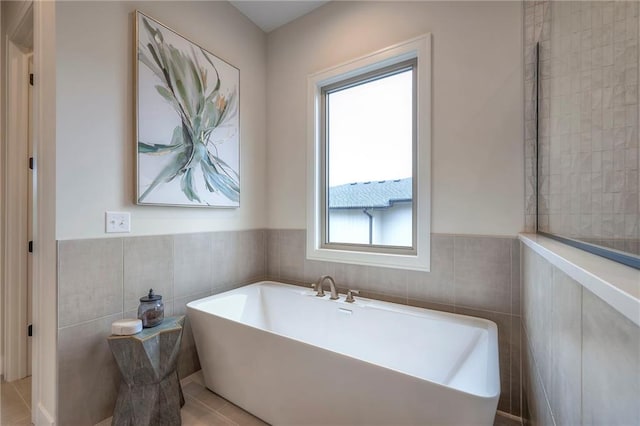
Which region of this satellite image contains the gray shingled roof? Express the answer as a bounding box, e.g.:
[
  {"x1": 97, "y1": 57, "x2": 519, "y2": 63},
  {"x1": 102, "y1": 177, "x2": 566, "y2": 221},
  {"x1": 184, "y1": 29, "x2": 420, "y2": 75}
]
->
[{"x1": 329, "y1": 178, "x2": 412, "y2": 209}]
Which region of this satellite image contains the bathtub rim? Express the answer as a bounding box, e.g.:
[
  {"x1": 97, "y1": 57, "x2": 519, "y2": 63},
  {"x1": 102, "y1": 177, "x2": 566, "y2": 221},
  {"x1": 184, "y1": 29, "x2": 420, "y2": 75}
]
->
[{"x1": 188, "y1": 280, "x2": 499, "y2": 330}]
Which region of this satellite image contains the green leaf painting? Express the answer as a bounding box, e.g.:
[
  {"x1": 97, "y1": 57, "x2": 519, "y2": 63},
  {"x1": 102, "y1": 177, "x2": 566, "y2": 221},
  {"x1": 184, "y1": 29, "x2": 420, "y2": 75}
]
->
[{"x1": 136, "y1": 12, "x2": 240, "y2": 207}]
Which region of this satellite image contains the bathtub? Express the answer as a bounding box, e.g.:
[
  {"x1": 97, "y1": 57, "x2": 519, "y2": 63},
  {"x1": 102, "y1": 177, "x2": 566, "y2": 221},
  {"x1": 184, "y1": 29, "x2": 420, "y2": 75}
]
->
[{"x1": 187, "y1": 281, "x2": 500, "y2": 425}]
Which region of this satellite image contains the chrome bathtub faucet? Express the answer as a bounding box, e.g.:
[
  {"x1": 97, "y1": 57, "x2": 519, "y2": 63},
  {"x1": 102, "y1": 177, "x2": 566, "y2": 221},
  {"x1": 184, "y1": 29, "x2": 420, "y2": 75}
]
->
[{"x1": 311, "y1": 275, "x2": 340, "y2": 300}]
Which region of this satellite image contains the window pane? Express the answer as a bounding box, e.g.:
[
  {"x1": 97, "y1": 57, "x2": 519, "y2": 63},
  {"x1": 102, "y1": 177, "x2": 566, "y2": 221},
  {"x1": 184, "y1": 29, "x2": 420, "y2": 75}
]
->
[{"x1": 326, "y1": 69, "x2": 413, "y2": 247}]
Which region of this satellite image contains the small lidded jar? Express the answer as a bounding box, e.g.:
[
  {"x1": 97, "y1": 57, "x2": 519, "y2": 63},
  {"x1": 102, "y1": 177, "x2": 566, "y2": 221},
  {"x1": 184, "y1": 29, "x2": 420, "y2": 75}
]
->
[{"x1": 138, "y1": 288, "x2": 164, "y2": 328}]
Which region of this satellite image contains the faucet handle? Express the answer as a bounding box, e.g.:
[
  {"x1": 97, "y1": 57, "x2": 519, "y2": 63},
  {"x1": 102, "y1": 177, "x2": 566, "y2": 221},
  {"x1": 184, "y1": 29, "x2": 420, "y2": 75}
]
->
[
  {"x1": 311, "y1": 282, "x2": 325, "y2": 297},
  {"x1": 345, "y1": 289, "x2": 360, "y2": 303}
]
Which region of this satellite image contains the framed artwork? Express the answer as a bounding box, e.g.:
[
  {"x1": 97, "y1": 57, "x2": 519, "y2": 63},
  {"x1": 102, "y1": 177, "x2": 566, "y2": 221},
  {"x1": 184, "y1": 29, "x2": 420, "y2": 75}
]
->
[{"x1": 135, "y1": 11, "x2": 240, "y2": 207}]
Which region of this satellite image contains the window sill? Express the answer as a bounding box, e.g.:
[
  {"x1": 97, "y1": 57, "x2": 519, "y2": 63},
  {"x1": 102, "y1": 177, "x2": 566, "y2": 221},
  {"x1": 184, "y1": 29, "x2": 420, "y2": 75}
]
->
[
  {"x1": 519, "y1": 233, "x2": 640, "y2": 326},
  {"x1": 307, "y1": 245, "x2": 430, "y2": 271},
  {"x1": 307, "y1": 240, "x2": 430, "y2": 272}
]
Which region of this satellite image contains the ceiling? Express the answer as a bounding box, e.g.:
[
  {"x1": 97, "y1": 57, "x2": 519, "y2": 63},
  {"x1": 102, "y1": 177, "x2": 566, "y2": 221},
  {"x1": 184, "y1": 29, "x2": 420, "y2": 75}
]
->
[{"x1": 229, "y1": 1, "x2": 329, "y2": 33}]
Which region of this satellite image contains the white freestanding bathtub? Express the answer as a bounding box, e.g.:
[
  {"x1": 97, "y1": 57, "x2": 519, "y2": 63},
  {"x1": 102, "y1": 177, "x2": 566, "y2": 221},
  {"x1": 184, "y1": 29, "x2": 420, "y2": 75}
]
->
[{"x1": 187, "y1": 281, "x2": 500, "y2": 425}]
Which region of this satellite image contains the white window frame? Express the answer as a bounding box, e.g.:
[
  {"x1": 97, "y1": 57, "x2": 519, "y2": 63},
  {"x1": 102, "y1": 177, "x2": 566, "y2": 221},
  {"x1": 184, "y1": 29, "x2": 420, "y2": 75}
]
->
[{"x1": 306, "y1": 34, "x2": 431, "y2": 271}]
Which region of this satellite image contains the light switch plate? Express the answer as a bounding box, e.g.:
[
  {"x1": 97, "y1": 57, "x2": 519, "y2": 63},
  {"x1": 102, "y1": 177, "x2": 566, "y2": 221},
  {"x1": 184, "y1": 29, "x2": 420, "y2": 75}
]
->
[{"x1": 105, "y1": 211, "x2": 131, "y2": 233}]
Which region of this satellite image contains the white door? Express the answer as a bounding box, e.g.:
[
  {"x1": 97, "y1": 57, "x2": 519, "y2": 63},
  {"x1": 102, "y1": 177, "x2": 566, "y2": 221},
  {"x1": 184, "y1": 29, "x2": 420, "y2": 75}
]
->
[
  {"x1": 3, "y1": 40, "x2": 31, "y2": 382},
  {"x1": 27, "y1": 54, "x2": 34, "y2": 377}
]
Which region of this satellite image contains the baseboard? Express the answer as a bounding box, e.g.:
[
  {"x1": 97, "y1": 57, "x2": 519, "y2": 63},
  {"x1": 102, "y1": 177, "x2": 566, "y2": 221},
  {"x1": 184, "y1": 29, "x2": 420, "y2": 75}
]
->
[
  {"x1": 496, "y1": 409, "x2": 523, "y2": 424},
  {"x1": 36, "y1": 403, "x2": 55, "y2": 426}
]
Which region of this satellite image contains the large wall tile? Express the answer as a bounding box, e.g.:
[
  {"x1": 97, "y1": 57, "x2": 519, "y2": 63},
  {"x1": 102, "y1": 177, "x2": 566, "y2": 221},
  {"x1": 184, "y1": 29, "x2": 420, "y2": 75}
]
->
[
  {"x1": 123, "y1": 235, "x2": 174, "y2": 311},
  {"x1": 523, "y1": 330, "x2": 556, "y2": 426},
  {"x1": 58, "y1": 238, "x2": 123, "y2": 328},
  {"x1": 140, "y1": 294, "x2": 208, "y2": 401},
  {"x1": 174, "y1": 233, "x2": 213, "y2": 298},
  {"x1": 58, "y1": 313, "x2": 123, "y2": 426},
  {"x1": 333, "y1": 262, "x2": 370, "y2": 290},
  {"x1": 174, "y1": 290, "x2": 213, "y2": 378},
  {"x1": 521, "y1": 321, "x2": 530, "y2": 424},
  {"x1": 582, "y1": 289, "x2": 640, "y2": 425},
  {"x1": 523, "y1": 248, "x2": 552, "y2": 391},
  {"x1": 510, "y1": 315, "x2": 522, "y2": 417},
  {"x1": 177, "y1": 317, "x2": 202, "y2": 380},
  {"x1": 406, "y1": 234, "x2": 454, "y2": 305},
  {"x1": 522, "y1": 247, "x2": 536, "y2": 332},
  {"x1": 266, "y1": 229, "x2": 281, "y2": 279},
  {"x1": 366, "y1": 266, "x2": 407, "y2": 298},
  {"x1": 407, "y1": 298, "x2": 455, "y2": 313},
  {"x1": 235, "y1": 230, "x2": 265, "y2": 284},
  {"x1": 303, "y1": 259, "x2": 335, "y2": 285},
  {"x1": 511, "y1": 239, "x2": 521, "y2": 316},
  {"x1": 174, "y1": 292, "x2": 212, "y2": 316},
  {"x1": 454, "y1": 236, "x2": 513, "y2": 314},
  {"x1": 211, "y1": 231, "x2": 237, "y2": 290},
  {"x1": 549, "y1": 270, "x2": 582, "y2": 426},
  {"x1": 279, "y1": 229, "x2": 305, "y2": 282}
]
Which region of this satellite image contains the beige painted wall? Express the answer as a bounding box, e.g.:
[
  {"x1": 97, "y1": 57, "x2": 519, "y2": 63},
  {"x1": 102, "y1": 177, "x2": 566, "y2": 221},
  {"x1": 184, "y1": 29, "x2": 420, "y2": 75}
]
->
[
  {"x1": 56, "y1": 1, "x2": 267, "y2": 240},
  {"x1": 266, "y1": 1, "x2": 524, "y2": 235}
]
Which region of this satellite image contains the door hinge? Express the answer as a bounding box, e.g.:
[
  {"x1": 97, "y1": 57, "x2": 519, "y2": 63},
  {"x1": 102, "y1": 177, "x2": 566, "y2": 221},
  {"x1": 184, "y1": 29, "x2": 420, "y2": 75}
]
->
[
  {"x1": 29, "y1": 157, "x2": 34, "y2": 170},
  {"x1": 29, "y1": 73, "x2": 34, "y2": 86},
  {"x1": 28, "y1": 241, "x2": 33, "y2": 253},
  {"x1": 28, "y1": 324, "x2": 32, "y2": 337}
]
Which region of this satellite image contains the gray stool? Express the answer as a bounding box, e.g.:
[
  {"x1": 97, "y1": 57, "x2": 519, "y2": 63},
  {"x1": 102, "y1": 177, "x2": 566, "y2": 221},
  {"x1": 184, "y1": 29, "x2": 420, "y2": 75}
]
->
[{"x1": 108, "y1": 316, "x2": 185, "y2": 426}]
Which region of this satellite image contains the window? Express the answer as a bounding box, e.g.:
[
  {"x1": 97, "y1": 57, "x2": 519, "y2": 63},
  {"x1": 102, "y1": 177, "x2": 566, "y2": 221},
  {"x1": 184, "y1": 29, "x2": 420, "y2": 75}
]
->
[
  {"x1": 307, "y1": 35, "x2": 431, "y2": 271},
  {"x1": 323, "y1": 61, "x2": 416, "y2": 251}
]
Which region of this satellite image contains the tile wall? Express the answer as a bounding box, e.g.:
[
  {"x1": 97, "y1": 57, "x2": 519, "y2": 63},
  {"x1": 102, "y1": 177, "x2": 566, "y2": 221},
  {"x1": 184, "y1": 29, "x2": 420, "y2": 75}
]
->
[
  {"x1": 521, "y1": 244, "x2": 640, "y2": 425},
  {"x1": 543, "y1": 1, "x2": 639, "y2": 251},
  {"x1": 266, "y1": 230, "x2": 522, "y2": 417},
  {"x1": 526, "y1": 0, "x2": 640, "y2": 254},
  {"x1": 57, "y1": 230, "x2": 266, "y2": 426},
  {"x1": 57, "y1": 229, "x2": 522, "y2": 424}
]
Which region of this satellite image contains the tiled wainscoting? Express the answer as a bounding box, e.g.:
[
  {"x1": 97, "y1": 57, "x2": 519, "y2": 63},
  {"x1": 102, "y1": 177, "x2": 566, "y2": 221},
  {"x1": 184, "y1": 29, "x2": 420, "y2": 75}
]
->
[
  {"x1": 266, "y1": 230, "x2": 523, "y2": 417},
  {"x1": 57, "y1": 229, "x2": 522, "y2": 424},
  {"x1": 521, "y1": 245, "x2": 640, "y2": 425},
  {"x1": 57, "y1": 230, "x2": 266, "y2": 425}
]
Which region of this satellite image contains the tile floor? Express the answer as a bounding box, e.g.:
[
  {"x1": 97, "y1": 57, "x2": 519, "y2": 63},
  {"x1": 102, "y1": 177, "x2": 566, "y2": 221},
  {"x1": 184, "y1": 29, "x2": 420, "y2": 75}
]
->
[
  {"x1": 95, "y1": 371, "x2": 267, "y2": 426},
  {"x1": 1, "y1": 371, "x2": 521, "y2": 426},
  {"x1": 0, "y1": 376, "x2": 31, "y2": 426}
]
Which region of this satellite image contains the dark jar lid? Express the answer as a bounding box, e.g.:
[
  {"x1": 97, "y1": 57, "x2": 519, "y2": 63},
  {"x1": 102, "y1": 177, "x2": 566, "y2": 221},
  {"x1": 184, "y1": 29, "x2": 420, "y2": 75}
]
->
[{"x1": 140, "y1": 288, "x2": 162, "y2": 303}]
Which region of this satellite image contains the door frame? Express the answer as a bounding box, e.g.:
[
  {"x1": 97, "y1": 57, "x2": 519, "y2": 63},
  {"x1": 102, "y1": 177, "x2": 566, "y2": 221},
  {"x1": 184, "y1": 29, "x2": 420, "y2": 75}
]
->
[
  {"x1": 2, "y1": 1, "x2": 57, "y2": 424},
  {"x1": 2, "y1": 0, "x2": 32, "y2": 384}
]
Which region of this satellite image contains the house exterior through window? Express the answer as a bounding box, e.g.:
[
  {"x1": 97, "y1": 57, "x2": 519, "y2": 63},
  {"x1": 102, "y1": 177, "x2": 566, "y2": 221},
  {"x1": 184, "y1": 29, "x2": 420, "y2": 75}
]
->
[{"x1": 329, "y1": 178, "x2": 412, "y2": 247}]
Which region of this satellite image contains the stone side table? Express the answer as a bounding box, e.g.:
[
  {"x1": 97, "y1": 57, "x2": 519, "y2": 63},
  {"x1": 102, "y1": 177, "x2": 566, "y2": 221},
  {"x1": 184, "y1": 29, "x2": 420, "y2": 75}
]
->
[{"x1": 108, "y1": 316, "x2": 185, "y2": 426}]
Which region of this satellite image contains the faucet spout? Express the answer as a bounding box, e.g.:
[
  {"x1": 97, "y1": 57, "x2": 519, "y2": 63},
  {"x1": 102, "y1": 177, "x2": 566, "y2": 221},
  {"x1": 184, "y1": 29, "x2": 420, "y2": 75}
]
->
[{"x1": 316, "y1": 275, "x2": 340, "y2": 300}]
